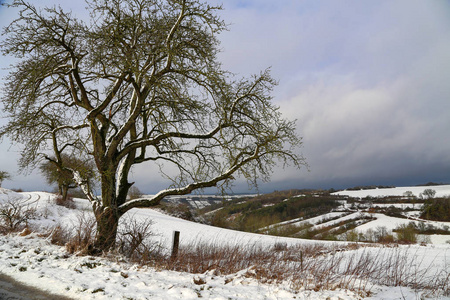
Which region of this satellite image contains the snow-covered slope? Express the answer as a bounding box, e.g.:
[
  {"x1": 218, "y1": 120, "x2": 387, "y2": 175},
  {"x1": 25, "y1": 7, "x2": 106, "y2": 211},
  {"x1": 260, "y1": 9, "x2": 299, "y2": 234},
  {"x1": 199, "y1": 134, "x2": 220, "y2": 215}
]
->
[
  {"x1": 0, "y1": 189, "x2": 449, "y2": 299},
  {"x1": 125, "y1": 208, "x2": 330, "y2": 250},
  {"x1": 0, "y1": 188, "x2": 23, "y2": 202}
]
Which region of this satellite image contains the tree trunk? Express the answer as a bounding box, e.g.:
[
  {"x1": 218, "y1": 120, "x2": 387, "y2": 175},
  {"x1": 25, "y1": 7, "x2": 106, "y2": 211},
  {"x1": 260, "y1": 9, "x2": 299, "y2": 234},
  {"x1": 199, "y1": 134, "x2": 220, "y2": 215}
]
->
[
  {"x1": 91, "y1": 207, "x2": 120, "y2": 255},
  {"x1": 61, "y1": 185, "x2": 69, "y2": 202}
]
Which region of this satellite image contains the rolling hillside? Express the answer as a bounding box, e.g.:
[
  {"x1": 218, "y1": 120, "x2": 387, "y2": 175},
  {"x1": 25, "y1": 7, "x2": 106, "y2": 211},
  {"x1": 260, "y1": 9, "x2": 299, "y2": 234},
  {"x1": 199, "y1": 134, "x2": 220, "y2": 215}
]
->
[{"x1": 0, "y1": 187, "x2": 449, "y2": 299}]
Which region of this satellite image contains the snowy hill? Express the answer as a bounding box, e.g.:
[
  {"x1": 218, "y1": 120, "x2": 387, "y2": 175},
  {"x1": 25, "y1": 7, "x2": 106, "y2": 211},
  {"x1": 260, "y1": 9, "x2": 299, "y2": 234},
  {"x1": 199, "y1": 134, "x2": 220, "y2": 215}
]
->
[
  {"x1": 0, "y1": 188, "x2": 449, "y2": 299},
  {"x1": 332, "y1": 184, "x2": 450, "y2": 198}
]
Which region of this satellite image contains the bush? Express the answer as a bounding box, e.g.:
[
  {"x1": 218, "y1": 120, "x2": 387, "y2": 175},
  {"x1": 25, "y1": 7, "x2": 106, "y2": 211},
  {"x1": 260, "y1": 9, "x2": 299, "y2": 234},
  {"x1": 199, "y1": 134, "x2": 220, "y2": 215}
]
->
[
  {"x1": 343, "y1": 230, "x2": 359, "y2": 242},
  {"x1": 394, "y1": 223, "x2": 417, "y2": 244},
  {"x1": 0, "y1": 197, "x2": 37, "y2": 234},
  {"x1": 65, "y1": 211, "x2": 97, "y2": 253},
  {"x1": 55, "y1": 195, "x2": 76, "y2": 209},
  {"x1": 208, "y1": 209, "x2": 231, "y2": 228},
  {"x1": 239, "y1": 214, "x2": 283, "y2": 233},
  {"x1": 377, "y1": 233, "x2": 395, "y2": 244},
  {"x1": 117, "y1": 215, "x2": 159, "y2": 263},
  {"x1": 373, "y1": 226, "x2": 395, "y2": 243},
  {"x1": 48, "y1": 225, "x2": 73, "y2": 246},
  {"x1": 266, "y1": 223, "x2": 309, "y2": 237},
  {"x1": 47, "y1": 210, "x2": 97, "y2": 254},
  {"x1": 162, "y1": 203, "x2": 195, "y2": 221}
]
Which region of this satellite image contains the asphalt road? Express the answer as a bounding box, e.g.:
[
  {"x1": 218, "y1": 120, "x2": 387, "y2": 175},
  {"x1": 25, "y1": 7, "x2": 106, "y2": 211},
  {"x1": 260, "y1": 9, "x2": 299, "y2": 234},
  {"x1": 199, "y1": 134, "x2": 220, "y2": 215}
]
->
[{"x1": 0, "y1": 273, "x2": 73, "y2": 300}]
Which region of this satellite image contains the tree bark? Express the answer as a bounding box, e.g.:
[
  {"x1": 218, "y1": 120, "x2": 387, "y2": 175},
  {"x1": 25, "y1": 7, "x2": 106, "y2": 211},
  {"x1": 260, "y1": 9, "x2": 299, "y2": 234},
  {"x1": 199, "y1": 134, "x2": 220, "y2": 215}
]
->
[
  {"x1": 91, "y1": 207, "x2": 120, "y2": 254},
  {"x1": 90, "y1": 163, "x2": 127, "y2": 254},
  {"x1": 61, "y1": 185, "x2": 69, "y2": 202}
]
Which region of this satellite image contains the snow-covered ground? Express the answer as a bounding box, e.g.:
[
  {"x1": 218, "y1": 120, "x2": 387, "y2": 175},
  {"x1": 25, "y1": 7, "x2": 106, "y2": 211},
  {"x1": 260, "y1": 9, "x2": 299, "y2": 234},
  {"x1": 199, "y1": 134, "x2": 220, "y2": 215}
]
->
[
  {"x1": 267, "y1": 212, "x2": 348, "y2": 229},
  {"x1": 353, "y1": 213, "x2": 447, "y2": 233},
  {"x1": 330, "y1": 185, "x2": 450, "y2": 244},
  {"x1": 1, "y1": 188, "x2": 449, "y2": 299},
  {"x1": 124, "y1": 208, "x2": 324, "y2": 250},
  {"x1": 333, "y1": 184, "x2": 450, "y2": 198}
]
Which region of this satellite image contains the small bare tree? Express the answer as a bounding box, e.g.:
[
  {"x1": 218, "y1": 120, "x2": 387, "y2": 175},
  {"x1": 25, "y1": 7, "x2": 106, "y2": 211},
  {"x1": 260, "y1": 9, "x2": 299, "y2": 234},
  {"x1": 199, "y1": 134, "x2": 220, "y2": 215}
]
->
[
  {"x1": 422, "y1": 189, "x2": 436, "y2": 199},
  {"x1": 402, "y1": 191, "x2": 415, "y2": 198}
]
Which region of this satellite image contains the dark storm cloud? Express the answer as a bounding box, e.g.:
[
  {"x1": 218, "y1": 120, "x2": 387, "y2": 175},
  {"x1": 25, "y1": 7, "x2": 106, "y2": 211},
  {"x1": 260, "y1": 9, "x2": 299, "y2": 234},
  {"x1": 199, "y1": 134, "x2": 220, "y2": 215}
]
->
[{"x1": 208, "y1": 0, "x2": 450, "y2": 191}]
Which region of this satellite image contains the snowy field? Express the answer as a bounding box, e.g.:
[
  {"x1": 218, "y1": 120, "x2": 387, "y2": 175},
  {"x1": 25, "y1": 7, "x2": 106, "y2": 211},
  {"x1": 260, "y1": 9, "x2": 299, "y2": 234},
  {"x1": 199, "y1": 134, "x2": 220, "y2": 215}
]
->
[
  {"x1": 264, "y1": 212, "x2": 348, "y2": 229},
  {"x1": 0, "y1": 188, "x2": 449, "y2": 299},
  {"x1": 264, "y1": 185, "x2": 450, "y2": 246},
  {"x1": 333, "y1": 185, "x2": 450, "y2": 198},
  {"x1": 331, "y1": 185, "x2": 450, "y2": 245}
]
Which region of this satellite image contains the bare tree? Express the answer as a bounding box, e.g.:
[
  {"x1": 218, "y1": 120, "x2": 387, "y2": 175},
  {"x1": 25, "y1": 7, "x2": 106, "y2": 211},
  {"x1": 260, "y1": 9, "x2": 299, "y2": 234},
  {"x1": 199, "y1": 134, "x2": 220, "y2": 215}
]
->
[
  {"x1": 422, "y1": 189, "x2": 436, "y2": 199},
  {"x1": 0, "y1": 171, "x2": 11, "y2": 188},
  {"x1": 403, "y1": 191, "x2": 415, "y2": 198},
  {"x1": 0, "y1": 0, "x2": 305, "y2": 253}
]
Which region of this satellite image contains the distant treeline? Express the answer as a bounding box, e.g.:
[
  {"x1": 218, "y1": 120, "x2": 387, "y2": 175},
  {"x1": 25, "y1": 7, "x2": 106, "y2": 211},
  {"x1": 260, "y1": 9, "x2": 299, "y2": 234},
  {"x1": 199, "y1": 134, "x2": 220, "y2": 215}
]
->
[
  {"x1": 346, "y1": 185, "x2": 395, "y2": 191},
  {"x1": 344, "y1": 182, "x2": 449, "y2": 191},
  {"x1": 415, "y1": 182, "x2": 448, "y2": 186}
]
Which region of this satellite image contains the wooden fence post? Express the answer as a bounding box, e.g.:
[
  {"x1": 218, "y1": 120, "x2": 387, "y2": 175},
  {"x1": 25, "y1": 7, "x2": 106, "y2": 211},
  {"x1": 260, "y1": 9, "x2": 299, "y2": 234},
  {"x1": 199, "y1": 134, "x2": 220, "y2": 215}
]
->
[{"x1": 171, "y1": 230, "x2": 180, "y2": 260}]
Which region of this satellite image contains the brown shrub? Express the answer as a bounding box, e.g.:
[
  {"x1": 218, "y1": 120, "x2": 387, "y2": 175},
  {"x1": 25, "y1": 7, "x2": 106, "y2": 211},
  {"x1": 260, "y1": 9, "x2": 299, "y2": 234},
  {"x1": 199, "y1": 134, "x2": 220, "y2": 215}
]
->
[
  {"x1": 55, "y1": 195, "x2": 76, "y2": 209},
  {"x1": 116, "y1": 215, "x2": 160, "y2": 263},
  {"x1": 45, "y1": 210, "x2": 96, "y2": 254},
  {"x1": 0, "y1": 197, "x2": 37, "y2": 234}
]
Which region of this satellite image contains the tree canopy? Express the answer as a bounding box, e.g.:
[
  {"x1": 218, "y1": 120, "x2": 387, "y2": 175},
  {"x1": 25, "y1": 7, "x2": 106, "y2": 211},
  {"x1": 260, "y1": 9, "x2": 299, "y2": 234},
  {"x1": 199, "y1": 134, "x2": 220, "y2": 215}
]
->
[
  {"x1": 0, "y1": 0, "x2": 305, "y2": 252},
  {"x1": 0, "y1": 171, "x2": 11, "y2": 188}
]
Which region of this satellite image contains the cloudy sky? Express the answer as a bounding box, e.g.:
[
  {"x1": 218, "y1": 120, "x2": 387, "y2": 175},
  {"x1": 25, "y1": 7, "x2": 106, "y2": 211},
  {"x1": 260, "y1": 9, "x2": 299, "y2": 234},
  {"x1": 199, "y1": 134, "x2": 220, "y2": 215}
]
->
[{"x1": 1, "y1": 0, "x2": 450, "y2": 193}]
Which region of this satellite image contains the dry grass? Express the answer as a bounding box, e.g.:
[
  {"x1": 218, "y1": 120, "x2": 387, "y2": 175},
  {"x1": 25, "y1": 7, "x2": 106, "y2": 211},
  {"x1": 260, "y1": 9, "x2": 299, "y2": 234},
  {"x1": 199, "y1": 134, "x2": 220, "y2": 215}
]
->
[
  {"x1": 149, "y1": 241, "x2": 448, "y2": 297},
  {"x1": 116, "y1": 214, "x2": 162, "y2": 263},
  {"x1": 40, "y1": 212, "x2": 449, "y2": 297},
  {"x1": 46, "y1": 210, "x2": 96, "y2": 254}
]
